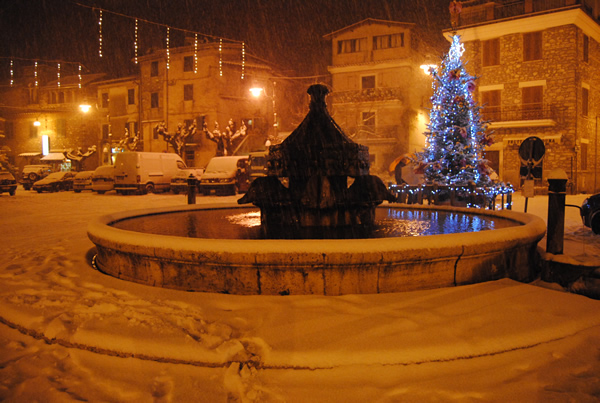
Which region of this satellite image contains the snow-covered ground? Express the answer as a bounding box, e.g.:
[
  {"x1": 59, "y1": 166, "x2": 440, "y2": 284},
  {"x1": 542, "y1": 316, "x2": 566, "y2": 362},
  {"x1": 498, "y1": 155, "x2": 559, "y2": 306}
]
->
[{"x1": 1, "y1": 188, "x2": 599, "y2": 402}]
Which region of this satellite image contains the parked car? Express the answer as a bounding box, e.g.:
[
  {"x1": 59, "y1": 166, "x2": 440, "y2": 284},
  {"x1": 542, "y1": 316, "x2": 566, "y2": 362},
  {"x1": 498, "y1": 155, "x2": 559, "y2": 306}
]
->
[
  {"x1": 114, "y1": 152, "x2": 186, "y2": 194},
  {"x1": 0, "y1": 169, "x2": 17, "y2": 196},
  {"x1": 91, "y1": 165, "x2": 115, "y2": 194},
  {"x1": 21, "y1": 164, "x2": 52, "y2": 190},
  {"x1": 32, "y1": 172, "x2": 76, "y2": 193},
  {"x1": 170, "y1": 168, "x2": 204, "y2": 194},
  {"x1": 72, "y1": 171, "x2": 94, "y2": 193},
  {"x1": 198, "y1": 156, "x2": 249, "y2": 196},
  {"x1": 581, "y1": 193, "x2": 600, "y2": 234},
  {"x1": 247, "y1": 151, "x2": 268, "y2": 184}
]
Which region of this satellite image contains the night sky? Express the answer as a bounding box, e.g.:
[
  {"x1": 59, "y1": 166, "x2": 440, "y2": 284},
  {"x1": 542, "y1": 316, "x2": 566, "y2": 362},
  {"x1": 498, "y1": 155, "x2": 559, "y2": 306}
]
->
[{"x1": 0, "y1": 0, "x2": 451, "y2": 81}]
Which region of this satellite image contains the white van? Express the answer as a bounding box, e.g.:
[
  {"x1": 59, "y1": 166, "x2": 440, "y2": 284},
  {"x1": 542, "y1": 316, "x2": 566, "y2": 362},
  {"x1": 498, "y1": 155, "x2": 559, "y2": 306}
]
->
[
  {"x1": 114, "y1": 152, "x2": 186, "y2": 194},
  {"x1": 91, "y1": 165, "x2": 115, "y2": 194},
  {"x1": 198, "y1": 156, "x2": 249, "y2": 196}
]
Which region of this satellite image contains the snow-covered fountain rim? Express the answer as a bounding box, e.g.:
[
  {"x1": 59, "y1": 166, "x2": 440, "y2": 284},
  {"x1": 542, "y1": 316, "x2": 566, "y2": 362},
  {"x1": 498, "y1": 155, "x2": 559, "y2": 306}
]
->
[{"x1": 87, "y1": 203, "x2": 547, "y2": 257}]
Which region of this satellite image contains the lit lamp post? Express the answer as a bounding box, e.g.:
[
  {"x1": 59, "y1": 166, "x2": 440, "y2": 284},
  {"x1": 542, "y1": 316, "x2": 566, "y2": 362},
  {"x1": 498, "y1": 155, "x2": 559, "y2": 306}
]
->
[
  {"x1": 249, "y1": 82, "x2": 277, "y2": 143},
  {"x1": 80, "y1": 102, "x2": 112, "y2": 164}
]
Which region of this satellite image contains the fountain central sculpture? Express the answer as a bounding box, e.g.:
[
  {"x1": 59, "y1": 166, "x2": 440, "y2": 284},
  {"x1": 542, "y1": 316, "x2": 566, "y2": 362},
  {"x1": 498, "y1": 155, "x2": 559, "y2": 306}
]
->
[{"x1": 238, "y1": 84, "x2": 395, "y2": 230}]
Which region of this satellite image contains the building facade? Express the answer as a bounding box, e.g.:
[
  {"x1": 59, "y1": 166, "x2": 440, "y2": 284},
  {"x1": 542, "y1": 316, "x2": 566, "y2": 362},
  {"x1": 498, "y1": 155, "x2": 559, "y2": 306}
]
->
[
  {"x1": 454, "y1": 0, "x2": 600, "y2": 194},
  {"x1": 324, "y1": 18, "x2": 439, "y2": 180},
  {"x1": 0, "y1": 64, "x2": 104, "y2": 172}
]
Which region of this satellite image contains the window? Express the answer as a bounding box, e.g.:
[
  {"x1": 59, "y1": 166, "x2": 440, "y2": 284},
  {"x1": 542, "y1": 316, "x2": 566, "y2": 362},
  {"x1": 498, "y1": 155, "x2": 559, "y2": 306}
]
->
[
  {"x1": 361, "y1": 75, "x2": 375, "y2": 90},
  {"x1": 362, "y1": 111, "x2": 375, "y2": 127},
  {"x1": 56, "y1": 119, "x2": 66, "y2": 137},
  {"x1": 5, "y1": 121, "x2": 14, "y2": 139},
  {"x1": 482, "y1": 39, "x2": 500, "y2": 66},
  {"x1": 183, "y1": 56, "x2": 194, "y2": 72},
  {"x1": 523, "y1": 31, "x2": 542, "y2": 61},
  {"x1": 51, "y1": 92, "x2": 57, "y2": 104},
  {"x1": 481, "y1": 90, "x2": 501, "y2": 121},
  {"x1": 30, "y1": 124, "x2": 38, "y2": 138},
  {"x1": 101, "y1": 93, "x2": 109, "y2": 108},
  {"x1": 153, "y1": 125, "x2": 159, "y2": 140},
  {"x1": 183, "y1": 84, "x2": 194, "y2": 101},
  {"x1": 583, "y1": 35, "x2": 589, "y2": 63},
  {"x1": 128, "y1": 89, "x2": 135, "y2": 105},
  {"x1": 581, "y1": 142, "x2": 588, "y2": 170},
  {"x1": 58, "y1": 92, "x2": 65, "y2": 103},
  {"x1": 102, "y1": 124, "x2": 110, "y2": 141},
  {"x1": 582, "y1": 87, "x2": 589, "y2": 117},
  {"x1": 373, "y1": 33, "x2": 404, "y2": 50},
  {"x1": 522, "y1": 86, "x2": 543, "y2": 119},
  {"x1": 151, "y1": 92, "x2": 159, "y2": 108},
  {"x1": 337, "y1": 37, "x2": 367, "y2": 54},
  {"x1": 151, "y1": 61, "x2": 159, "y2": 77}
]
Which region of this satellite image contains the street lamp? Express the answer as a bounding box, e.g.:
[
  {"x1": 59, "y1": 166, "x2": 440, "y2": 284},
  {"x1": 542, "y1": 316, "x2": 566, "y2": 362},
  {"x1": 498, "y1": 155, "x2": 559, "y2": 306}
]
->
[
  {"x1": 249, "y1": 81, "x2": 277, "y2": 142},
  {"x1": 80, "y1": 101, "x2": 113, "y2": 164}
]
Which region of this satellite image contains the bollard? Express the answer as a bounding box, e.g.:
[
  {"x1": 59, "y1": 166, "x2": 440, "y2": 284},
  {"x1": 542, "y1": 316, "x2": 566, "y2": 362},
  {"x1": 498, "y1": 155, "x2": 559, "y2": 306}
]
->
[
  {"x1": 187, "y1": 174, "x2": 197, "y2": 205},
  {"x1": 546, "y1": 169, "x2": 568, "y2": 254}
]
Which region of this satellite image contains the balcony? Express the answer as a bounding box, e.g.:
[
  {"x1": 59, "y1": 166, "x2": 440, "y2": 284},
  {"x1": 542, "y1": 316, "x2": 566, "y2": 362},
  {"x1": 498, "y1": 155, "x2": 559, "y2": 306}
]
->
[
  {"x1": 457, "y1": 0, "x2": 595, "y2": 27},
  {"x1": 340, "y1": 124, "x2": 400, "y2": 143},
  {"x1": 482, "y1": 104, "x2": 566, "y2": 128},
  {"x1": 330, "y1": 87, "x2": 407, "y2": 104}
]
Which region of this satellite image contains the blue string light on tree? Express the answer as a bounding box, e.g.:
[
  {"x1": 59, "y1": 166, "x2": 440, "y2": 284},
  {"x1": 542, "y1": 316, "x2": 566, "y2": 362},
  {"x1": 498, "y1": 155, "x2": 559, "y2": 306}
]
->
[{"x1": 415, "y1": 35, "x2": 496, "y2": 194}]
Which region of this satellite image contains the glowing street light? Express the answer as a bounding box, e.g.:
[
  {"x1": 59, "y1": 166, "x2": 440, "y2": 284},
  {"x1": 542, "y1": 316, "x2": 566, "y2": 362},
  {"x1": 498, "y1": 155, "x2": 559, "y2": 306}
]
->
[
  {"x1": 79, "y1": 103, "x2": 92, "y2": 113},
  {"x1": 249, "y1": 82, "x2": 277, "y2": 141}
]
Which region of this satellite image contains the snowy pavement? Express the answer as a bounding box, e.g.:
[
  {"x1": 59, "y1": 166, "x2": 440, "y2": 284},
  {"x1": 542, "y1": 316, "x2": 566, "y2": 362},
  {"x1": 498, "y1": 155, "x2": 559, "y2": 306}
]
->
[{"x1": 1, "y1": 188, "x2": 600, "y2": 402}]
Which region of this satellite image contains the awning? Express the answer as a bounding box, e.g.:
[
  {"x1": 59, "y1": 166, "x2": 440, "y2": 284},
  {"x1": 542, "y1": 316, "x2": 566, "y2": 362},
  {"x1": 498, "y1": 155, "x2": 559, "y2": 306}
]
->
[
  {"x1": 18, "y1": 152, "x2": 41, "y2": 157},
  {"x1": 41, "y1": 152, "x2": 66, "y2": 161}
]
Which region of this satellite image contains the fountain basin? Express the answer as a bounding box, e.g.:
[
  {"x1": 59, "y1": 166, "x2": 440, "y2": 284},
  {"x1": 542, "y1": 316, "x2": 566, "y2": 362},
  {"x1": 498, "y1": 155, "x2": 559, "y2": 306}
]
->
[{"x1": 87, "y1": 203, "x2": 546, "y2": 295}]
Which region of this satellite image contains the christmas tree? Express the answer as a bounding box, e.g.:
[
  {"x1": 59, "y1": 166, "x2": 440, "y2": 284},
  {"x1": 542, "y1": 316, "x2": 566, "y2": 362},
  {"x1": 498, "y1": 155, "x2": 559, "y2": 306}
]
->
[{"x1": 416, "y1": 35, "x2": 494, "y2": 188}]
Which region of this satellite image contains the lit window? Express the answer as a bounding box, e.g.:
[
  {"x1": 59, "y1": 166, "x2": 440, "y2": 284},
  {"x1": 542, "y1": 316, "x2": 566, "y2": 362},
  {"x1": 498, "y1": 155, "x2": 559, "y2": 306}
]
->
[
  {"x1": 373, "y1": 33, "x2": 404, "y2": 50},
  {"x1": 337, "y1": 38, "x2": 367, "y2": 54}
]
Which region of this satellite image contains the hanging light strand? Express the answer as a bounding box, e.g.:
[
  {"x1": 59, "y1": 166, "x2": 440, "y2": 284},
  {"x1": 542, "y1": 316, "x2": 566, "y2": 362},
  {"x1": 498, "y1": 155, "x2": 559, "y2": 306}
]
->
[
  {"x1": 194, "y1": 33, "x2": 198, "y2": 74},
  {"x1": 219, "y1": 38, "x2": 223, "y2": 77},
  {"x1": 78, "y1": 64, "x2": 82, "y2": 88},
  {"x1": 98, "y1": 10, "x2": 103, "y2": 57},
  {"x1": 166, "y1": 27, "x2": 170, "y2": 70},
  {"x1": 57, "y1": 63, "x2": 61, "y2": 87},
  {"x1": 241, "y1": 42, "x2": 245, "y2": 79},
  {"x1": 10, "y1": 59, "x2": 13, "y2": 87},
  {"x1": 134, "y1": 19, "x2": 138, "y2": 64},
  {"x1": 34, "y1": 61, "x2": 38, "y2": 87}
]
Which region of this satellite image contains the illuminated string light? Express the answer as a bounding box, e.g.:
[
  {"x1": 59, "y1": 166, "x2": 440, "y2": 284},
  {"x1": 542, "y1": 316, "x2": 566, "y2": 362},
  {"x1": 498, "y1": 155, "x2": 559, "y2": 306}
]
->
[
  {"x1": 134, "y1": 19, "x2": 138, "y2": 64},
  {"x1": 78, "y1": 64, "x2": 82, "y2": 89},
  {"x1": 241, "y1": 42, "x2": 245, "y2": 79},
  {"x1": 34, "y1": 61, "x2": 38, "y2": 87},
  {"x1": 57, "y1": 63, "x2": 61, "y2": 87},
  {"x1": 219, "y1": 38, "x2": 223, "y2": 77},
  {"x1": 10, "y1": 59, "x2": 13, "y2": 86},
  {"x1": 98, "y1": 10, "x2": 103, "y2": 57},
  {"x1": 166, "y1": 27, "x2": 170, "y2": 70},
  {"x1": 194, "y1": 33, "x2": 198, "y2": 74}
]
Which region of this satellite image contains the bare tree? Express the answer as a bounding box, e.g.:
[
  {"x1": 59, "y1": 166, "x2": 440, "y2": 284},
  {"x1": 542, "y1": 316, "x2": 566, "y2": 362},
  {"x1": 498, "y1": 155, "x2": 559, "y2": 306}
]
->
[
  {"x1": 155, "y1": 120, "x2": 197, "y2": 156},
  {"x1": 203, "y1": 118, "x2": 247, "y2": 156}
]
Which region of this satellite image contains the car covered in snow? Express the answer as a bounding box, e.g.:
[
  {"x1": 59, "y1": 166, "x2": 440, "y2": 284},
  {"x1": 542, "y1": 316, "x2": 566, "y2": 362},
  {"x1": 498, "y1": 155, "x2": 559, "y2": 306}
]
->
[
  {"x1": 91, "y1": 165, "x2": 115, "y2": 194},
  {"x1": 72, "y1": 171, "x2": 94, "y2": 193},
  {"x1": 581, "y1": 193, "x2": 600, "y2": 234},
  {"x1": 170, "y1": 168, "x2": 204, "y2": 194},
  {"x1": 32, "y1": 171, "x2": 76, "y2": 193},
  {"x1": 21, "y1": 164, "x2": 52, "y2": 190},
  {"x1": 0, "y1": 169, "x2": 17, "y2": 196},
  {"x1": 198, "y1": 156, "x2": 249, "y2": 196}
]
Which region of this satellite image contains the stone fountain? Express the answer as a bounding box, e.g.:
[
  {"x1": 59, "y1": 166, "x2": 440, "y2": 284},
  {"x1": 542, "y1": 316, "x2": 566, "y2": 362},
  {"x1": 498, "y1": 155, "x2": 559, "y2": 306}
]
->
[
  {"x1": 238, "y1": 84, "x2": 395, "y2": 230},
  {"x1": 87, "y1": 85, "x2": 546, "y2": 295}
]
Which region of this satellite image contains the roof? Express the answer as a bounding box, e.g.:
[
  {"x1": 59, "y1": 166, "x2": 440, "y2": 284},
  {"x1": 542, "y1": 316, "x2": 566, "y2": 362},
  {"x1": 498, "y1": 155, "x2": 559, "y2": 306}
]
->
[
  {"x1": 323, "y1": 18, "x2": 416, "y2": 39},
  {"x1": 41, "y1": 152, "x2": 66, "y2": 161}
]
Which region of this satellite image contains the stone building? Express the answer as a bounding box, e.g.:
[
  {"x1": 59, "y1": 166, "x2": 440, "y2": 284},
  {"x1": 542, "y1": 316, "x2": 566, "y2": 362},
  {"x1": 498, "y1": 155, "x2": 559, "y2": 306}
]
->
[
  {"x1": 453, "y1": 0, "x2": 600, "y2": 194},
  {"x1": 0, "y1": 63, "x2": 104, "y2": 172},
  {"x1": 324, "y1": 18, "x2": 439, "y2": 180}
]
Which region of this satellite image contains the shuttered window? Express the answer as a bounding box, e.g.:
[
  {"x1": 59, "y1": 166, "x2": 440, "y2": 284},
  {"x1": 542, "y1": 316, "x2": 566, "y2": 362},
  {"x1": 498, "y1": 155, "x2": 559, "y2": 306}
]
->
[
  {"x1": 481, "y1": 90, "x2": 501, "y2": 121},
  {"x1": 482, "y1": 39, "x2": 500, "y2": 66},
  {"x1": 523, "y1": 32, "x2": 542, "y2": 61}
]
